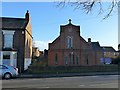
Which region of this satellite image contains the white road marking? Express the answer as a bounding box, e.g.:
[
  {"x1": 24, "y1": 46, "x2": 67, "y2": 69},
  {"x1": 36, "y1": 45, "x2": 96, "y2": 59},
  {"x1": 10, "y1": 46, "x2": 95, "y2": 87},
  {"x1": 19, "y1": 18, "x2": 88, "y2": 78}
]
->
[
  {"x1": 79, "y1": 85, "x2": 85, "y2": 87},
  {"x1": 40, "y1": 87, "x2": 50, "y2": 88},
  {"x1": 89, "y1": 83, "x2": 118, "y2": 86}
]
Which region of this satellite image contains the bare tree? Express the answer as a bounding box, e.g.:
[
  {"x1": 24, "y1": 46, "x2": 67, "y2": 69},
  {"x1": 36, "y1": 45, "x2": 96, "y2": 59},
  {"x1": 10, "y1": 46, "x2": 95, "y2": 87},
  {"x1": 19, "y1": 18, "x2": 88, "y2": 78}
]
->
[{"x1": 56, "y1": 0, "x2": 118, "y2": 19}]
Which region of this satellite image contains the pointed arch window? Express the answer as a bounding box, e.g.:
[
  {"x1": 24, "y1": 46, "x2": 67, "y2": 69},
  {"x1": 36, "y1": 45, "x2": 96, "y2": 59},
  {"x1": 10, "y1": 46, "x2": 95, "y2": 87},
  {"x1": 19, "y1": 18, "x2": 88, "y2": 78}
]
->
[
  {"x1": 65, "y1": 55, "x2": 68, "y2": 65},
  {"x1": 67, "y1": 36, "x2": 73, "y2": 49},
  {"x1": 85, "y1": 54, "x2": 89, "y2": 65},
  {"x1": 55, "y1": 53, "x2": 58, "y2": 65},
  {"x1": 69, "y1": 52, "x2": 74, "y2": 64},
  {"x1": 76, "y1": 55, "x2": 79, "y2": 64}
]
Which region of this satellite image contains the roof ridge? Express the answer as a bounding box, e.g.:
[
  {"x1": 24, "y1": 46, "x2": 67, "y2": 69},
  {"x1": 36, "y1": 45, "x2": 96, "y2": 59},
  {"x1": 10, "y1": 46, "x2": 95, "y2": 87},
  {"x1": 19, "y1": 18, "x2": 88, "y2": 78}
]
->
[
  {"x1": 101, "y1": 46, "x2": 113, "y2": 48},
  {"x1": 0, "y1": 17, "x2": 25, "y2": 20}
]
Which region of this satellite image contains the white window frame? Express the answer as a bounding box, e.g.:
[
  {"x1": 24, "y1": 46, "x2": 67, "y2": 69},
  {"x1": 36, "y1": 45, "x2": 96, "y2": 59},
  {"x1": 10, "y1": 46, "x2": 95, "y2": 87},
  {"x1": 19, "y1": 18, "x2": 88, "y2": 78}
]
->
[{"x1": 2, "y1": 30, "x2": 15, "y2": 48}]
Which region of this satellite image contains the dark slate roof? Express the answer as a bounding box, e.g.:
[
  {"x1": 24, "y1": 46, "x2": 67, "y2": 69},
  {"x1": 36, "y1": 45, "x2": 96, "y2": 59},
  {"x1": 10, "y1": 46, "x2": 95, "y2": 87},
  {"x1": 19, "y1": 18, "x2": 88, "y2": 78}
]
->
[
  {"x1": 91, "y1": 42, "x2": 103, "y2": 51},
  {"x1": 101, "y1": 46, "x2": 116, "y2": 52},
  {"x1": 0, "y1": 17, "x2": 28, "y2": 30}
]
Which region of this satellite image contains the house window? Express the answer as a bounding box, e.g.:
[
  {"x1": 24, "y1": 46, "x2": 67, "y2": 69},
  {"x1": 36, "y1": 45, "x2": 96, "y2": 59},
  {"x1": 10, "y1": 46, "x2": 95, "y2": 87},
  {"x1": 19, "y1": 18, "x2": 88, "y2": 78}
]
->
[
  {"x1": 67, "y1": 36, "x2": 73, "y2": 49},
  {"x1": 114, "y1": 52, "x2": 116, "y2": 56},
  {"x1": 2, "y1": 30, "x2": 15, "y2": 48},
  {"x1": 3, "y1": 52, "x2": 10, "y2": 65},
  {"x1": 55, "y1": 53, "x2": 58, "y2": 65},
  {"x1": 3, "y1": 52, "x2": 10, "y2": 59},
  {"x1": 4, "y1": 34, "x2": 13, "y2": 48}
]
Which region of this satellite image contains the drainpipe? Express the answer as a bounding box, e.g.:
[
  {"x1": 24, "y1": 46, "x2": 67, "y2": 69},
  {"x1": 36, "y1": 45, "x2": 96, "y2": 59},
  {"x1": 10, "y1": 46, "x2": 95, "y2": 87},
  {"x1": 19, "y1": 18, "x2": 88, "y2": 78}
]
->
[
  {"x1": 103, "y1": 47, "x2": 105, "y2": 64},
  {"x1": 0, "y1": 51, "x2": 3, "y2": 65}
]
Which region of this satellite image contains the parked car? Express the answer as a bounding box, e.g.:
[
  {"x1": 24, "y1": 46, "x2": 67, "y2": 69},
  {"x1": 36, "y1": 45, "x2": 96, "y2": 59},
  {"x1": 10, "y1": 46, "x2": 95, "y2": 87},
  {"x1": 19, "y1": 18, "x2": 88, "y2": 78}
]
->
[{"x1": 0, "y1": 65, "x2": 18, "y2": 79}]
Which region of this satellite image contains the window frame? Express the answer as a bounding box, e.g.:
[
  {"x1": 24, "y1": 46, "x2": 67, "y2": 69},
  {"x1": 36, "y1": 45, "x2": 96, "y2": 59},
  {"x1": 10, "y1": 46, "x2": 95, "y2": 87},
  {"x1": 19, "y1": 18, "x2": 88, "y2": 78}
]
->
[
  {"x1": 2, "y1": 30, "x2": 15, "y2": 49},
  {"x1": 67, "y1": 36, "x2": 73, "y2": 49}
]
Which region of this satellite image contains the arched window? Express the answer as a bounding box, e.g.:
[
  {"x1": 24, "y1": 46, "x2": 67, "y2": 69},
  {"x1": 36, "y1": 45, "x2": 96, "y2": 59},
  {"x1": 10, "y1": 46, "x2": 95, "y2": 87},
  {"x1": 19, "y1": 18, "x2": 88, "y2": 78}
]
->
[
  {"x1": 69, "y1": 52, "x2": 74, "y2": 64},
  {"x1": 76, "y1": 55, "x2": 79, "y2": 64},
  {"x1": 55, "y1": 53, "x2": 58, "y2": 65},
  {"x1": 65, "y1": 55, "x2": 68, "y2": 65},
  {"x1": 73, "y1": 54, "x2": 75, "y2": 64},
  {"x1": 67, "y1": 36, "x2": 73, "y2": 49},
  {"x1": 85, "y1": 54, "x2": 88, "y2": 65}
]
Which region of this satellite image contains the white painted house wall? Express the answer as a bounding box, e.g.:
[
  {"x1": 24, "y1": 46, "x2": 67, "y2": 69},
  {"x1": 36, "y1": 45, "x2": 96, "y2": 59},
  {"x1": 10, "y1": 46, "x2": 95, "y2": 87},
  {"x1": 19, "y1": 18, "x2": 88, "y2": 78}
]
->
[
  {"x1": 0, "y1": 51, "x2": 17, "y2": 67},
  {"x1": 24, "y1": 58, "x2": 31, "y2": 70}
]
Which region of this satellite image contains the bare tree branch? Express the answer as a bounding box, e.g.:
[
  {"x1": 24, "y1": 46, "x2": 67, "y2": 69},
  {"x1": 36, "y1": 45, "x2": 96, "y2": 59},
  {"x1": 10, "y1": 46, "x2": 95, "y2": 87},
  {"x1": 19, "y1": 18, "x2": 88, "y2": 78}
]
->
[
  {"x1": 103, "y1": 0, "x2": 118, "y2": 19},
  {"x1": 56, "y1": 0, "x2": 66, "y2": 9},
  {"x1": 98, "y1": 2, "x2": 103, "y2": 15},
  {"x1": 56, "y1": 0, "x2": 118, "y2": 19}
]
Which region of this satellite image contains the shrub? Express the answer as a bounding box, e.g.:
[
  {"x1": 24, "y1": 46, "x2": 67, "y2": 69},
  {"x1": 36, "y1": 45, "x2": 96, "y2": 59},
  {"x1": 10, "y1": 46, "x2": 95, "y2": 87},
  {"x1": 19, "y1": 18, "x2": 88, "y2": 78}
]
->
[{"x1": 111, "y1": 57, "x2": 120, "y2": 64}]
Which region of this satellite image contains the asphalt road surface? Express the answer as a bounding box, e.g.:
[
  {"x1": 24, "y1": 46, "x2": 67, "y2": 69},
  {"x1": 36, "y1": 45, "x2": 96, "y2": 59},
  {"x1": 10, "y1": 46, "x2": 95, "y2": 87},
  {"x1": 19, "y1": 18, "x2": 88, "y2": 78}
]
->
[{"x1": 1, "y1": 75, "x2": 118, "y2": 89}]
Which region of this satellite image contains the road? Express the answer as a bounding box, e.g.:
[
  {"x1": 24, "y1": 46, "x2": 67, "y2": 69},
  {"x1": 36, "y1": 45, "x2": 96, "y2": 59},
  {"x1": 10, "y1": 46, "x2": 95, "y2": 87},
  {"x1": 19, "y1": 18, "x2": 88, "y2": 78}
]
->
[{"x1": 1, "y1": 75, "x2": 118, "y2": 89}]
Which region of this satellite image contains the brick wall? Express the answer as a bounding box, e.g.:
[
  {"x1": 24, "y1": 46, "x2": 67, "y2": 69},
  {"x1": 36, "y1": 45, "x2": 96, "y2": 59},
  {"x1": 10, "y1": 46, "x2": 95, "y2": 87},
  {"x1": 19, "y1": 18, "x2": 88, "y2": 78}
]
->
[{"x1": 48, "y1": 23, "x2": 101, "y2": 66}]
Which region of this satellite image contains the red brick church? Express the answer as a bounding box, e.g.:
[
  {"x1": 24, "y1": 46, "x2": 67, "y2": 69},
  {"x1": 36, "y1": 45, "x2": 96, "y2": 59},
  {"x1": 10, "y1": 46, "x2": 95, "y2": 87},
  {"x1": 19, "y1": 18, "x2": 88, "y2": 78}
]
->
[{"x1": 48, "y1": 19, "x2": 103, "y2": 66}]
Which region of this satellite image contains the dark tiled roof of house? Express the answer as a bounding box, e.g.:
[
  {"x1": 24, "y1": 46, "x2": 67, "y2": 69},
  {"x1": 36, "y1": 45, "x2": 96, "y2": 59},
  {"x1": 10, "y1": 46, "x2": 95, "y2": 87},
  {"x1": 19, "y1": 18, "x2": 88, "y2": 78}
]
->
[
  {"x1": 101, "y1": 46, "x2": 116, "y2": 52},
  {"x1": 0, "y1": 17, "x2": 28, "y2": 30},
  {"x1": 91, "y1": 42, "x2": 103, "y2": 51}
]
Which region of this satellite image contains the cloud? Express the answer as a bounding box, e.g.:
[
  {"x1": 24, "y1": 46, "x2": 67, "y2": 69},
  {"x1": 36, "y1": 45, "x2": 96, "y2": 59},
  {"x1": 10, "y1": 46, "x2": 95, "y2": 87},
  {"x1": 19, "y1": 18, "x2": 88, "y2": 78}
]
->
[{"x1": 33, "y1": 40, "x2": 52, "y2": 51}]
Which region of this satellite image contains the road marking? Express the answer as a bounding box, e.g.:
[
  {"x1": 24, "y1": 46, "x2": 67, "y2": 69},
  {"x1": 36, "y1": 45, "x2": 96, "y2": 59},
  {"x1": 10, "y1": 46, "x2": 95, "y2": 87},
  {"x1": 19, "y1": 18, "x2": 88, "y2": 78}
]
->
[
  {"x1": 79, "y1": 85, "x2": 85, "y2": 87},
  {"x1": 89, "y1": 83, "x2": 117, "y2": 86},
  {"x1": 40, "y1": 87, "x2": 50, "y2": 88},
  {"x1": 90, "y1": 84, "x2": 106, "y2": 86}
]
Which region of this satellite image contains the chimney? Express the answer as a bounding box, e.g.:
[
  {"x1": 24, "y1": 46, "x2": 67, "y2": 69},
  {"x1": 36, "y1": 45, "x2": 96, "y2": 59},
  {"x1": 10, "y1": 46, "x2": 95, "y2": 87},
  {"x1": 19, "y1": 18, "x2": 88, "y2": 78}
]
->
[
  {"x1": 118, "y1": 44, "x2": 120, "y2": 51},
  {"x1": 25, "y1": 10, "x2": 30, "y2": 21},
  {"x1": 88, "y1": 38, "x2": 91, "y2": 43}
]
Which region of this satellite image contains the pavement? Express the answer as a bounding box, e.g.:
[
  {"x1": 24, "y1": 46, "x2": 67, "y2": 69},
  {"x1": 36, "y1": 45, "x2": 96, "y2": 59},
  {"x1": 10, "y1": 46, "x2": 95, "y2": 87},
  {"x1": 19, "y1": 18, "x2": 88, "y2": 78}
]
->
[{"x1": 18, "y1": 72, "x2": 119, "y2": 78}]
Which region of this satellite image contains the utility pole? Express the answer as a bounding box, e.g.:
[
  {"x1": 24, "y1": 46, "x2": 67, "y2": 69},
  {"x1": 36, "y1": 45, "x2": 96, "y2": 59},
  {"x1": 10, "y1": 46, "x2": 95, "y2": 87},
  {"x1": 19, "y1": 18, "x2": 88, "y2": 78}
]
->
[{"x1": 118, "y1": 1, "x2": 120, "y2": 50}]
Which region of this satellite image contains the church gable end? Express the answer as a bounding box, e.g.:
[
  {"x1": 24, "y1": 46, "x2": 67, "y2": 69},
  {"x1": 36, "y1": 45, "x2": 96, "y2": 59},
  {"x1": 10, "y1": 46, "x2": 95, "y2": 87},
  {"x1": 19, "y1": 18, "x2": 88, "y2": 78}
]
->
[{"x1": 48, "y1": 19, "x2": 102, "y2": 66}]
